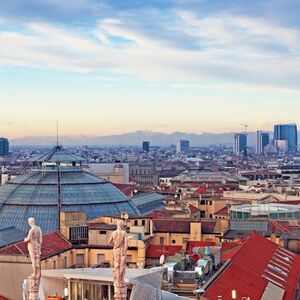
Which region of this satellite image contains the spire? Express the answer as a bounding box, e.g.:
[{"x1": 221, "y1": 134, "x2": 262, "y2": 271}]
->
[{"x1": 56, "y1": 120, "x2": 59, "y2": 147}]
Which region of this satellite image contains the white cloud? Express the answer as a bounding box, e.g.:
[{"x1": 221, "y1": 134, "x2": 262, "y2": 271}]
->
[
  {"x1": 176, "y1": 10, "x2": 300, "y2": 54},
  {"x1": 0, "y1": 11, "x2": 299, "y2": 88}
]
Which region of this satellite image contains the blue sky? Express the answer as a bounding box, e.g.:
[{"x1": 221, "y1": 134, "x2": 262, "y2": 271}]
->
[{"x1": 0, "y1": 0, "x2": 299, "y2": 137}]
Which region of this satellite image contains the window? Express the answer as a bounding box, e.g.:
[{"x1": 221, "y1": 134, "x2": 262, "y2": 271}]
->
[
  {"x1": 172, "y1": 239, "x2": 176, "y2": 244},
  {"x1": 209, "y1": 201, "x2": 212, "y2": 205},
  {"x1": 142, "y1": 220, "x2": 145, "y2": 226},
  {"x1": 64, "y1": 256, "x2": 67, "y2": 269},
  {"x1": 134, "y1": 220, "x2": 138, "y2": 226},
  {"x1": 126, "y1": 255, "x2": 132, "y2": 262},
  {"x1": 76, "y1": 254, "x2": 84, "y2": 267},
  {"x1": 97, "y1": 254, "x2": 105, "y2": 264},
  {"x1": 160, "y1": 237, "x2": 164, "y2": 245},
  {"x1": 209, "y1": 214, "x2": 213, "y2": 218},
  {"x1": 99, "y1": 230, "x2": 106, "y2": 235},
  {"x1": 53, "y1": 260, "x2": 56, "y2": 269}
]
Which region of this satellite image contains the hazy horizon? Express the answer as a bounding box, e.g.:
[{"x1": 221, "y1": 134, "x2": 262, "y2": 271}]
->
[
  {"x1": 8, "y1": 129, "x2": 300, "y2": 147},
  {"x1": 4, "y1": 128, "x2": 275, "y2": 140}
]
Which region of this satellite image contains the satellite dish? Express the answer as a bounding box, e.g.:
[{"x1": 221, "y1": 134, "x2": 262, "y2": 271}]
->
[{"x1": 159, "y1": 255, "x2": 165, "y2": 265}]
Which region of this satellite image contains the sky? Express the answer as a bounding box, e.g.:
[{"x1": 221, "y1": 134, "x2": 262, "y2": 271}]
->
[{"x1": 0, "y1": 0, "x2": 300, "y2": 138}]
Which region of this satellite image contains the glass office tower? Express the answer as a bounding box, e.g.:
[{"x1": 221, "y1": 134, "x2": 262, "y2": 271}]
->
[
  {"x1": 256, "y1": 131, "x2": 269, "y2": 155},
  {"x1": 142, "y1": 141, "x2": 150, "y2": 152},
  {"x1": 274, "y1": 124, "x2": 298, "y2": 152},
  {"x1": 234, "y1": 133, "x2": 247, "y2": 155},
  {"x1": 0, "y1": 138, "x2": 9, "y2": 156}
]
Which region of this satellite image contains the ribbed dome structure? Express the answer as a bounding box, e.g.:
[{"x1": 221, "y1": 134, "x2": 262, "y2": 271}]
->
[{"x1": 0, "y1": 146, "x2": 139, "y2": 233}]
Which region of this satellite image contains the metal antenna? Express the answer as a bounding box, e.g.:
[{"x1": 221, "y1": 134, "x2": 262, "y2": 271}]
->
[{"x1": 56, "y1": 120, "x2": 59, "y2": 146}]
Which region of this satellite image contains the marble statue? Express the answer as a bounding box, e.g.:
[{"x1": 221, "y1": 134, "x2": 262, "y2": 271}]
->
[
  {"x1": 24, "y1": 218, "x2": 43, "y2": 300},
  {"x1": 108, "y1": 219, "x2": 128, "y2": 300}
]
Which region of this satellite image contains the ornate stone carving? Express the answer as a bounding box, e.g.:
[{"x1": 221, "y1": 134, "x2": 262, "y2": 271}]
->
[
  {"x1": 24, "y1": 218, "x2": 43, "y2": 300},
  {"x1": 108, "y1": 219, "x2": 128, "y2": 300}
]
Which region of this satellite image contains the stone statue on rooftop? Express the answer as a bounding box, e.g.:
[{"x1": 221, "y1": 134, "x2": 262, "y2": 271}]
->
[
  {"x1": 24, "y1": 217, "x2": 42, "y2": 300},
  {"x1": 108, "y1": 219, "x2": 128, "y2": 300}
]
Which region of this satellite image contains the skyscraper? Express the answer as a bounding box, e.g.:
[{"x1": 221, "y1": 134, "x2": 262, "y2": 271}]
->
[
  {"x1": 274, "y1": 124, "x2": 298, "y2": 152},
  {"x1": 234, "y1": 133, "x2": 247, "y2": 155},
  {"x1": 177, "y1": 140, "x2": 190, "y2": 154},
  {"x1": 142, "y1": 141, "x2": 150, "y2": 152},
  {"x1": 256, "y1": 131, "x2": 269, "y2": 155},
  {"x1": 0, "y1": 138, "x2": 9, "y2": 156}
]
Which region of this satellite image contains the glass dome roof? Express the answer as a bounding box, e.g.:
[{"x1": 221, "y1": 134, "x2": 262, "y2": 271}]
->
[{"x1": 0, "y1": 147, "x2": 139, "y2": 233}]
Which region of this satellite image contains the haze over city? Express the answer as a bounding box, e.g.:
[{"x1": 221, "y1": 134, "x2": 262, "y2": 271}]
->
[{"x1": 0, "y1": 0, "x2": 300, "y2": 138}]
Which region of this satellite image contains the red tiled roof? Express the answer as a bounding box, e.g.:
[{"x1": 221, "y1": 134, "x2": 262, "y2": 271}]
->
[
  {"x1": 201, "y1": 220, "x2": 218, "y2": 234},
  {"x1": 221, "y1": 241, "x2": 242, "y2": 251},
  {"x1": 0, "y1": 232, "x2": 72, "y2": 259},
  {"x1": 221, "y1": 244, "x2": 243, "y2": 261},
  {"x1": 276, "y1": 200, "x2": 300, "y2": 205},
  {"x1": 204, "y1": 232, "x2": 300, "y2": 300},
  {"x1": 269, "y1": 220, "x2": 292, "y2": 234},
  {"x1": 194, "y1": 188, "x2": 207, "y2": 194},
  {"x1": 189, "y1": 204, "x2": 200, "y2": 214},
  {"x1": 153, "y1": 219, "x2": 191, "y2": 233},
  {"x1": 213, "y1": 206, "x2": 229, "y2": 216},
  {"x1": 220, "y1": 240, "x2": 245, "y2": 261},
  {"x1": 146, "y1": 245, "x2": 182, "y2": 258}
]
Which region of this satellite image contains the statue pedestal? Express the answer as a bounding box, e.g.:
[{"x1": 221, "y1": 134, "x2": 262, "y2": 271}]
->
[
  {"x1": 28, "y1": 275, "x2": 40, "y2": 300},
  {"x1": 114, "y1": 284, "x2": 127, "y2": 300}
]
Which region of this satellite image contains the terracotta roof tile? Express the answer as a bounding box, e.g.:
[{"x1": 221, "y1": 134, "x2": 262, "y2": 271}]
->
[
  {"x1": 204, "y1": 232, "x2": 300, "y2": 300},
  {"x1": 0, "y1": 232, "x2": 72, "y2": 259},
  {"x1": 153, "y1": 219, "x2": 191, "y2": 233},
  {"x1": 269, "y1": 220, "x2": 293, "y2": 234},
  {"x1": 214, "y1": 206, "x2": 229, "y2": 216},
  {"x1": 189, "y1": 204, "x2": 200, "y2": 214}
]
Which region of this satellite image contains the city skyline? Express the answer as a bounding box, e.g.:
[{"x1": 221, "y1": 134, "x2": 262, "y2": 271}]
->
[
  {"x1": 6, "y1": 126, "x2": 300, "y2": 146},
  {"x1": 0, "y1": 0, "x2": 300, "y2": 137}
]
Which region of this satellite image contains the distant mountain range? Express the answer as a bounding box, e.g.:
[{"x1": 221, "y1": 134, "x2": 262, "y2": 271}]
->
[{"x1": 10, "y1": 130, "x2": 278, "y2": 147}]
